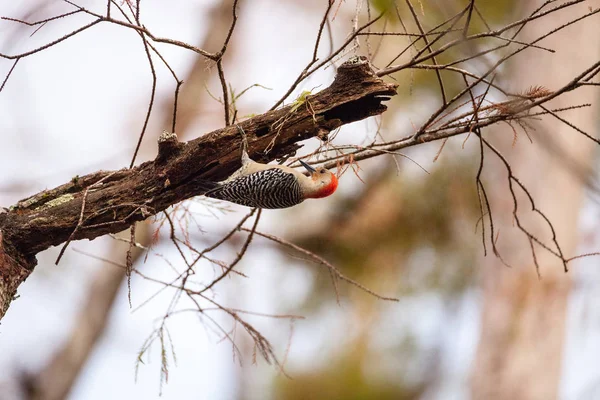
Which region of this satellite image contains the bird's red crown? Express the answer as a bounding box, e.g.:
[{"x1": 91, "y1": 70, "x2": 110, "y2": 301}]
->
[{"x1": 311, "y1": 172, "x2": 338, "y2": 199}]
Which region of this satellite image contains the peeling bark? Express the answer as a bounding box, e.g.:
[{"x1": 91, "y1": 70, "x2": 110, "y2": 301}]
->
[{"x1": 0, "y1": 57, "x2": 397, "y2": 321}]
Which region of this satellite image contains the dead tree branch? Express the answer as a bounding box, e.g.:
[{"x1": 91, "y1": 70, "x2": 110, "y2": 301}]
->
[{"x1": 0, "y1": 57, "x2": 397, "y2": 320}]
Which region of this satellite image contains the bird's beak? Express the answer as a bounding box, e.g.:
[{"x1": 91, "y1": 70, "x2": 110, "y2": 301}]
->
[{"x1": 299, "y1": 160, "x2": 316, "y2": 173}]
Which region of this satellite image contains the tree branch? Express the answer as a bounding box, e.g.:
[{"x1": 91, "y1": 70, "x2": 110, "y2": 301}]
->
[{"x1": 0, "y1": 57, "x2": 397, "y2": 320}]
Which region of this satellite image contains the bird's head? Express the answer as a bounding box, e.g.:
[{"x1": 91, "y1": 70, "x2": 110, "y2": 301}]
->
[{"x1": 299, "y1": 160, "x2": 338, "y2": 199}]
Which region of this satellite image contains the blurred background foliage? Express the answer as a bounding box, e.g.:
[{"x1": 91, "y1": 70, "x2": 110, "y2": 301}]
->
[{"x1": 273, "y1": 159, "x2": 482, "y2": 398}]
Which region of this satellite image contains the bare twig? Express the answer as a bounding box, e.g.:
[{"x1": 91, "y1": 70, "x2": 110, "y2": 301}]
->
[{"x1": 245, "y1": 228, "x2": 399, "y2": 302}]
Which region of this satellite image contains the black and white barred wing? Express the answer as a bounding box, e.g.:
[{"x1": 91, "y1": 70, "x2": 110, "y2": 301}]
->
[{"x1": 205, "y1": 168, "x2": 303, "y2": 209}]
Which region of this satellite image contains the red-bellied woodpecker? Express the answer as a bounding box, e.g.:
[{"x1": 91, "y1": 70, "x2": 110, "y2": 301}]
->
[{"x1": 203, "y1": 127, "x2": 338, "y2": 209}]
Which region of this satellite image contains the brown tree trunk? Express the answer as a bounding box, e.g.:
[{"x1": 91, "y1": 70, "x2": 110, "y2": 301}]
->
[
  {"x1": 28, "y1": 243, "x2": 130, "y2": 400},
  {"x1": 471, "y1": 2, "x2": 600, "y2": 399}
]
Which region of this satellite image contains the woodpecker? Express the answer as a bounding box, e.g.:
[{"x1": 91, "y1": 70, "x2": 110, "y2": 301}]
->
[{"x1": 203, "y1": 127, "x2": 338, "y2": 209}]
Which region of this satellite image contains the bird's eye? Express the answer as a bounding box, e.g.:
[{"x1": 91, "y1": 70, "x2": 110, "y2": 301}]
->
[{"x1": 319, "y1": 168, "x2": 326, "y2": 174}]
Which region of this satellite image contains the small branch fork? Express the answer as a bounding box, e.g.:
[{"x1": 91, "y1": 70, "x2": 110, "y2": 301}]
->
[{"x1": 54, "y1": 172, "x2": 118, "y2": 265}]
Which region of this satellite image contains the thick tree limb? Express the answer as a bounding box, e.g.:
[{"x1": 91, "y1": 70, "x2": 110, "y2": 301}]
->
[{"x1": 0, "y1": 57, "x2": 397, "y2": 321}]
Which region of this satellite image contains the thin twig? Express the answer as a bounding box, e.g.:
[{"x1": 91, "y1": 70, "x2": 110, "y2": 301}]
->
[
  {"x1": 55, "y1": 172, "x2": 117, "y2": 264},
  {"x1": 246, "y1": 229, "x2": 399, "y2": 302}
]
